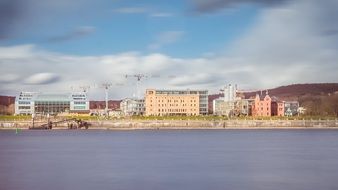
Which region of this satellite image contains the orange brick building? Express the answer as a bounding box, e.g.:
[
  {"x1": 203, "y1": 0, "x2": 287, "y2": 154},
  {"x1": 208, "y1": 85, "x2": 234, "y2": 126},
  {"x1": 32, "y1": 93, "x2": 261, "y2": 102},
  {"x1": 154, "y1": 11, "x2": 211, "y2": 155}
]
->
[{"x1": 145, "y1": 89, "x2": 202, "y2": 116}]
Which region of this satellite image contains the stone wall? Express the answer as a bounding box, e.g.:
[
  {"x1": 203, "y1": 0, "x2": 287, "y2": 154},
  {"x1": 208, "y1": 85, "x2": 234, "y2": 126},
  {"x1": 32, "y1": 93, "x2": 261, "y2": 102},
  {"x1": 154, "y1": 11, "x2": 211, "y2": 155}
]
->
[{"x1": 2, "y1": 119, "x2": 337, "y2": 129}]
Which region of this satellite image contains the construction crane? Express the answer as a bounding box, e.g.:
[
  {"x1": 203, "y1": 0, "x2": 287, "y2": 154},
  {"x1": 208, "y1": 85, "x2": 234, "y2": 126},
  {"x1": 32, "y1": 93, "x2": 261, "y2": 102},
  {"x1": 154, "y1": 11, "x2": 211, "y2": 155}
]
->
[
  {"x1": 79, "y1": 85, "x2": 90, "y2": 93},
  {"x1": 125, "y1": 74, "x2": 151, "y2": 98},
  {"x1": 125, "y1": 74, "x2": 148, "y2": 81},
  {"x1": 125, "y1": 74, "x2": 176, "y2": 98},
  {"x1": 70, "y1": 85, "x2": 91, "y2": 93}
]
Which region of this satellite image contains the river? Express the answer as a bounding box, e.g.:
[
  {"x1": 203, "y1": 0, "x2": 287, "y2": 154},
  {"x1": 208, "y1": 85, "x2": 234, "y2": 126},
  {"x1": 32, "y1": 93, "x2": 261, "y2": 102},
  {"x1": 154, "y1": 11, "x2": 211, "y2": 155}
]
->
[{"x1": 0, "y1": 129, "x2": 338, "y2": 190}]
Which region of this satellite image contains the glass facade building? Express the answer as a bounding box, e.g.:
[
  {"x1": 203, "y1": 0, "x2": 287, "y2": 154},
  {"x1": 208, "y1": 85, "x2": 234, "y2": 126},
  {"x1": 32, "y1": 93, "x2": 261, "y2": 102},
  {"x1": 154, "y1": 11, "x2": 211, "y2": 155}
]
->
[{"x1": 15, "y1": 92, "x2": 89, "y2": 115}]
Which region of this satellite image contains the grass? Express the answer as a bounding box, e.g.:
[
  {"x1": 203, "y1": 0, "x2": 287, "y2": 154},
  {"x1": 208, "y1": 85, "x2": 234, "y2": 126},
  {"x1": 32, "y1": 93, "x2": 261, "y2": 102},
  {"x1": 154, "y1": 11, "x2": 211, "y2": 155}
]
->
[{"x1": 0, "y1": 115, "x2": 32, "y2": 121}]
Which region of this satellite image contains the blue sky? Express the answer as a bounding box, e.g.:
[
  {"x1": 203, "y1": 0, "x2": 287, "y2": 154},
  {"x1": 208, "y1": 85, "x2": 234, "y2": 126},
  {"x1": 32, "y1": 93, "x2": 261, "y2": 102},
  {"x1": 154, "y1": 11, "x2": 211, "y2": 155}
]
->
[
  {"x1": 1, "y1": 0, "x2": 338, "y2": 99},
  {"x1": 1, "y1": 0, "x2": 259, "y2": 57}
]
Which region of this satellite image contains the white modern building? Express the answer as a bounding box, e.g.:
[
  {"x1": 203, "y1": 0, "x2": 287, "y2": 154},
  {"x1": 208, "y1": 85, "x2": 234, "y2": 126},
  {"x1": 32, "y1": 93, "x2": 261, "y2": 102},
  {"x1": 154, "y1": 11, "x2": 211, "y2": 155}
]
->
[
  {"x1": 120, "y1": 98, "x2": 145, "y2": 116},
  {"x1": 15, "y1": 92, "x2": 89, "y2": 115},
  {"x1": 224, "y1": 84, "x2": 237, "y2": 102},
  {"x1": 15, "y1": 92, "x2": 37, "y2": 115}
]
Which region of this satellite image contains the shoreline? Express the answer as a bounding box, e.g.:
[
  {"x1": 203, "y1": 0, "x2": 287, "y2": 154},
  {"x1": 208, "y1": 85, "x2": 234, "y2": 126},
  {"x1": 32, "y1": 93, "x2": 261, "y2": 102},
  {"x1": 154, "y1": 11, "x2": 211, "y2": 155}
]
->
[{"x1": 1, "y1": 119, "x2": 337, "y2": 130}]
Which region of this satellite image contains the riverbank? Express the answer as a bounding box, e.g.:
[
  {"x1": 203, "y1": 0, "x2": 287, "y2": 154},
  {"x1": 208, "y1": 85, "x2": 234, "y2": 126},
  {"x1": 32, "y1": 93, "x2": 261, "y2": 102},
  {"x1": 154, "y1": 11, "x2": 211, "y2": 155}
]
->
[{"x1": 1, "y1": 119, "x2": 338, "y2": 130}]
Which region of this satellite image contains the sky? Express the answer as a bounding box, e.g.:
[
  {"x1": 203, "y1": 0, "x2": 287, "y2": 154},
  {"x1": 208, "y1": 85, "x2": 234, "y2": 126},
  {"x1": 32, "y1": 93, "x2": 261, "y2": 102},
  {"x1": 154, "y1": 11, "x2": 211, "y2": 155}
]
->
[{"x1": 0, "y1": 0, "x2": 338, "y2": 100}]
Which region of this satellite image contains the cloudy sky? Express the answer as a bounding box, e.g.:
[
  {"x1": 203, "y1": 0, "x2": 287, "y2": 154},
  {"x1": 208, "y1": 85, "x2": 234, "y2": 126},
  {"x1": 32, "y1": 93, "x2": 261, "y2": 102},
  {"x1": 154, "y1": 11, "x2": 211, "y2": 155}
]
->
[{"x1": 0, "y1": 0, "x2": 337, "y2": 100}]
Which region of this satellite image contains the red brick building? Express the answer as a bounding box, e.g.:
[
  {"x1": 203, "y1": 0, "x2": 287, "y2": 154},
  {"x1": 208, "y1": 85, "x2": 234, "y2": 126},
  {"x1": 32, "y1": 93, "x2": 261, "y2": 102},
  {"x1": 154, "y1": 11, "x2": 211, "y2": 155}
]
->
[
  {"x1": 271, "y1": 97, "x2": 285, "y2": 116},
  {"x1": 252, "y1": 92, "x2": 272, "y2": 117},
  {"x1": 252, "y1": 92, "x2": 287, "y2": 117},
  {"x1": 0, "y1": 96, "x2": 15, "y2": 115}
]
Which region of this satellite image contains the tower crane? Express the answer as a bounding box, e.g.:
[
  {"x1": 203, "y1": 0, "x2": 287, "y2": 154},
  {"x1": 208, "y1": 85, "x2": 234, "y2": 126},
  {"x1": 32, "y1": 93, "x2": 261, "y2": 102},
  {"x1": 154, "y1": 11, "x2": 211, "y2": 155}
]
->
[
  {"x1": 79, "y1": 85, "x2": 90, "y2": 93},
  {"x1": 124, "y1": 74, "x2": 151, "y2": 98},
  {"x1": 124, "y1": 74, "x2": 175, "y2": 98}
]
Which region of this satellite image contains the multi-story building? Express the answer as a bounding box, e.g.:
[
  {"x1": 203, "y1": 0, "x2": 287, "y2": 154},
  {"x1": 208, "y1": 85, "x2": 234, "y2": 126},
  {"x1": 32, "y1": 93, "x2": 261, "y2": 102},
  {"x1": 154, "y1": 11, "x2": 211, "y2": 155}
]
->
[
  {"x1": 252, "y1": 91, "x2": 272, "y2": 117},
  {"x1": 252, "y1": 92, "x2": 299, "y2": 117},
  {"x1": 145, "y1": 89, "x2": 208, "y2": 116},
  {"x1": 120, "y1": 98, "x2": 145, "y2": 116},
  {"x1": 223, "y1": 84, "x2": 237, "y2": 102},
  {"x1": 213, "y1": 84, "x2": 253, "y2": 117},
  {"x1": 15, "y1": 92, "x2": 38, "y2": 115},
  {"x1": 0, "y1": 96, "x2": 16, "y2": 115},
  {"x1": 213, "y1": 100, "x2": 234, "y2": 116},
  {"x1": 271, "y1": 98, "x2": 299, "y2": 117},
  {"x1": 271, "y1": 97, "x2": 285, "y2": 116},
  {"x1": 15, "y1": 92, "x2": 89, "y2": 115}
]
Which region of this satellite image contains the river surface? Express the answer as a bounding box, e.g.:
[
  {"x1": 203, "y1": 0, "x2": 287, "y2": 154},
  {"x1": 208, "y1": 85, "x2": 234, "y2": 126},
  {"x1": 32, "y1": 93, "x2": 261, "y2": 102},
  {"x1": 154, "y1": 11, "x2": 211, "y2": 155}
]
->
[{"x1": 1, "y1": 129, "x2": 338, "y2": 190}]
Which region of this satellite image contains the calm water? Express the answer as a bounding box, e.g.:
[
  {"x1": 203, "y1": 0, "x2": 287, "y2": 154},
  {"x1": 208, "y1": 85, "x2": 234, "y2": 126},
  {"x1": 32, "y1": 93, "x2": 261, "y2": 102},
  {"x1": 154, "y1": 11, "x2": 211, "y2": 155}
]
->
[{"x1": 1, "y1": 129, "x2": 338, "y2": 190}]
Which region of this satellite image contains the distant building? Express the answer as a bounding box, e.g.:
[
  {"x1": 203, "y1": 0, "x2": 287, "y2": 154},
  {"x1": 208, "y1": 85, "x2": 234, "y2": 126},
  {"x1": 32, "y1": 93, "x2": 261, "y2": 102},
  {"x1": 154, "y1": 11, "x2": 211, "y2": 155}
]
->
[
  {"x1": 224, "y1": 84, "x2": 237, "y2": 102},
  {"x1": 0, "y1": 96, "x2": 15, "y2": 115},
  {"x1": 120, "y1": 98, "x2": 145, "y2": 116},
  {"x1": 252, "y1": 92, "x2": 299, "y2": 117},
  {"x1": 252, "y1": 91, "x2": 272, "y2": 117},
  {"x1": 89, "y1": 100, "x2": 121, "y2": 110},
  {"x1": 271, "y1": 97, "x2": 285, "y2": 116},
  {"x1": 145, "y1": 89, "x2": 208, "y2": 116},
  {"x1": 213, "y1": 99, "x2": 234, "y2": 116},
  {"x1": 284, "y1": 101, "x2": 299, "y2": 116},
  {"x1": 234, "y1": 99, "x2": 253, "y2": 116},
  {"x1": 15, "y1": 92, "x2": 38, "y2": 115},
  {"x1": 213, "y1": 84, "x2": 252, "y2": 117},
  {"x1": 89, "y1": 100, "x2": 121, "y2": 116},
  {"x1": 15, "y1": 92, "x2": 89, "y2": 115}
]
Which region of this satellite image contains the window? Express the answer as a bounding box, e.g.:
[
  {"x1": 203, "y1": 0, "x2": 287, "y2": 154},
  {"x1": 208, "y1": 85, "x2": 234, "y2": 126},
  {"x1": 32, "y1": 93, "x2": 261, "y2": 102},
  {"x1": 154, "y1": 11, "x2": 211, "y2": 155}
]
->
[
  {"x1": 74, "y1": 101, "x2": 86, "y2": 105},
  {"x1": 19, "y1": 106, "x2": 30, "y2": 109}
]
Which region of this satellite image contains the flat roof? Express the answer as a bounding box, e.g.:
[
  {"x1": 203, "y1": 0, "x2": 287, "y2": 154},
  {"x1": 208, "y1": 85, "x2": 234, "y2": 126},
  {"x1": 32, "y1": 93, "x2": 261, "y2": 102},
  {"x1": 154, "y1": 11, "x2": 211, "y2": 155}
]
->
[{"x1": 34, "y1": 94, "x2": 71, "y2": 101}]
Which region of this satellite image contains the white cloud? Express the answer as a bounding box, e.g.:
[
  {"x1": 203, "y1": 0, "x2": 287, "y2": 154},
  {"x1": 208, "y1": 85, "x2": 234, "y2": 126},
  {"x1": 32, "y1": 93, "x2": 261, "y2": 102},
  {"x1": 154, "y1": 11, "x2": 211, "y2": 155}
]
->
[
  {"x1": 0, "y1": 36, "x2": 337, "y2": 99},
  {"x1": 148, "y1": 31, "x2": 185, "y2": 50},
  {"x1": 169, "y1": 74, "x2": 221, "y2": 87},
  {"x1": 1, "y1": 0, "x2": 338, "y2": 99},
  {"x1": 24, "y1": 73, "x2": 60, "y2": 85}
]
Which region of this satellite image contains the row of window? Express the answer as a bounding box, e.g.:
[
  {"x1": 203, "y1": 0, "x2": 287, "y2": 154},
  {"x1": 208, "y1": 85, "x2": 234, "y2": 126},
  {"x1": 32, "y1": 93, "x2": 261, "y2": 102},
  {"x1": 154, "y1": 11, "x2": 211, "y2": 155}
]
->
[
  {"x1": 73, "y1": 106, "x2": 86, "y2": 110},
  {"x1": 72, "y1": 94, "x2": 86, "y2": 97},
  {"x1": 155, "y1": 91, "x2": 200, "y2": 95},
  {"x1": 257, "y1": 112, "x2": 270, "y2": 116},
  {"x1": 18, "y1": 106, "x2": 30, "y2": 109},
  {"x1": 73, "y1": 97, "x2": 86, "y2": 100},
  {"x1": 74, "y1": 101, "x2": 86, "y2": 105},
  {"x1": 149, "y1": 104, "x2": 197, "y2": 107},
  {"x1": 156, "y1": 108, "x2": 197, "y2": 112},
  {"x1": 18, "y1": 101, "x2": 31, "y2": 105}
]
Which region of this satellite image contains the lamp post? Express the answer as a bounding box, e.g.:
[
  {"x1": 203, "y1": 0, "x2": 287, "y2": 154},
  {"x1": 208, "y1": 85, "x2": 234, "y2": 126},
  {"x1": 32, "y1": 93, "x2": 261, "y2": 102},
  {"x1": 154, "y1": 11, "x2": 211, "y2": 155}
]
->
[
  {"x1": 47, "y1": 113, "x2": 50, "y2": 129},
  {"x1": 31, "y1": 113, "x2": 35, "y2": 129}
]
